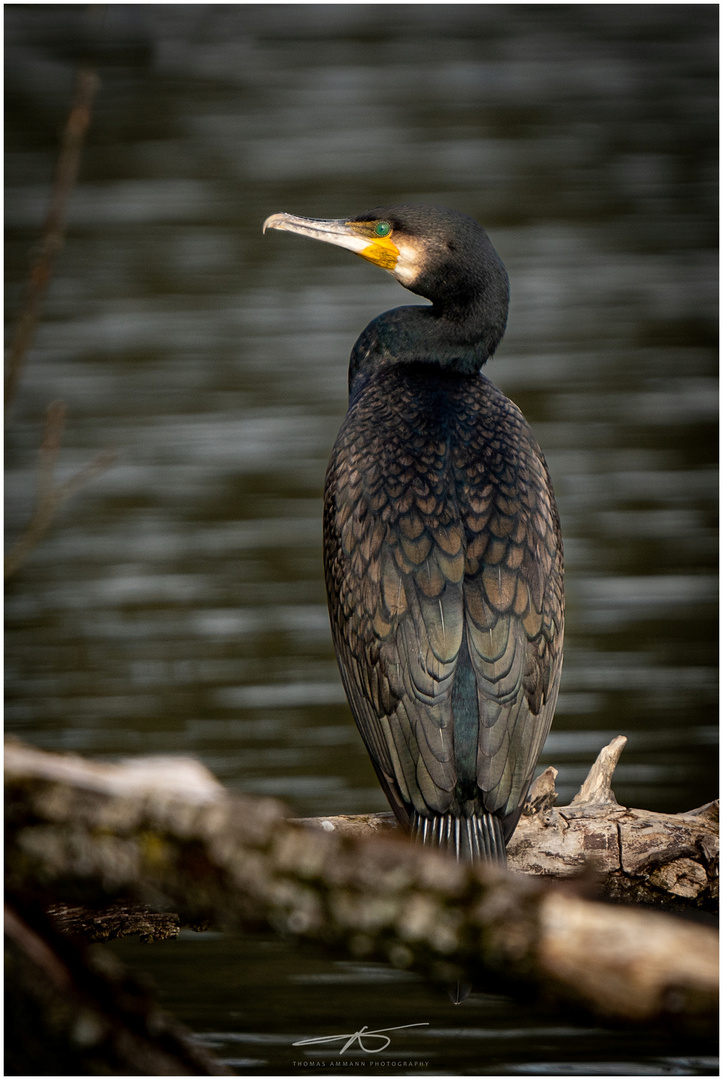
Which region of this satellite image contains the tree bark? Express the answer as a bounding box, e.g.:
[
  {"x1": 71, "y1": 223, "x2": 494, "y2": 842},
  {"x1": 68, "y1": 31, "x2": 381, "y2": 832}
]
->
[{"x1": 5, "y1": 738, "x2": 718, "y2": 1036}]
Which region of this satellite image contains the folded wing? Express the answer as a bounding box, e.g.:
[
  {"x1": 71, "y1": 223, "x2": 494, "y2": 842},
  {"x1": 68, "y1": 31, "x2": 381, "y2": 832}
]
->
[{"x1": 323, "y1": 376, "x2": 563, "y2": 833}]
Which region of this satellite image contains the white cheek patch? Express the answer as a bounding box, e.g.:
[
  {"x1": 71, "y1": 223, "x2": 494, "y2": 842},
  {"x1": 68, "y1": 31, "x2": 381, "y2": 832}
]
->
[{"x1": 392, "y1": 239, "x2": 424, "y2": 286}]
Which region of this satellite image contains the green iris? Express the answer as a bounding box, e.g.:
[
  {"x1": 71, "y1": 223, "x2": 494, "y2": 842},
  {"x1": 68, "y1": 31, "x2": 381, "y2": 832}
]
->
[{"x1": 374, "y1": 221, "x2": 391, "y2": 237}]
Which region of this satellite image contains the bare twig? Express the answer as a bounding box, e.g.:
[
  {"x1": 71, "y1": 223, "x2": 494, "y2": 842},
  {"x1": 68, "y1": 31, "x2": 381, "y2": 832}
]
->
[
  {"x1": 5, "y1": 67, "x2": 118, "y2": 579},
  {"x1": 5, "y1": 67, "x2": 100, "y2": 411},
  {"x1": 4, "y1": 401, "x2": 118, "y2": 579}
]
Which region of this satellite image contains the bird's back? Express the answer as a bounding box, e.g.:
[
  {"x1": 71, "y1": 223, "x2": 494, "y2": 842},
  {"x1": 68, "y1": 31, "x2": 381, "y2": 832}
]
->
[{"x1": 323, "y1": 362, "x2": 564, "y2": 861}]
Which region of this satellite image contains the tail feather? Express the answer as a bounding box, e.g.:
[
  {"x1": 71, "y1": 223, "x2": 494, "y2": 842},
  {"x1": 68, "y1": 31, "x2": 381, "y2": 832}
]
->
[
  {"x1": 410, "y1": 811, "x2": 505, "y2": 1005},
  {"x1": 410, "y1": 810, "x2": 506, "y2": 865}
]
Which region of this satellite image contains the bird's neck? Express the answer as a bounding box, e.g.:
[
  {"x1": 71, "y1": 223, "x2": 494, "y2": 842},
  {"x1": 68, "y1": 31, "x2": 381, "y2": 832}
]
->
[{"x1": 348, "y1": 299, "x2": 507, "y2": 396}]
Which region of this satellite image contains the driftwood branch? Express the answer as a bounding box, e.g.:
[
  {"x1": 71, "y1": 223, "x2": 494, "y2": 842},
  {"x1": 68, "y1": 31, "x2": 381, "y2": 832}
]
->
[
  {"x1": 298, "y1": 736, "x2": 719, "y2": 913},
  {"x1": 5, "y1": 739, "x2": 717, "y2": 1034}
]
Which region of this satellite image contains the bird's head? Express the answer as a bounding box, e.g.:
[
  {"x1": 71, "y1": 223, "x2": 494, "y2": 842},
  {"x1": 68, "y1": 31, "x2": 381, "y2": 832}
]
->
[
  {"x1": 263, "y1": 204, "x2": 510, "y2": 368},
  {"x1": 263, "y1": 204, "x2": 508, "y2": 314}
]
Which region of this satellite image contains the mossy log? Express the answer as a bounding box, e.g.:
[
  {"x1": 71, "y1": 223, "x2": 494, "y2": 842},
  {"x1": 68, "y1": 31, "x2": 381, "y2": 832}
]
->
[{"x1": 5, "y1": 738, "x2": 718, "y2": 1035}]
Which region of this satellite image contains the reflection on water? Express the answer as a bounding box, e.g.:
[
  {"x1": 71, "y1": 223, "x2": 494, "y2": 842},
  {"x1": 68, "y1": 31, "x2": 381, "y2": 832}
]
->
[
  {"x1": 110, "y1": 929, "x2": 718, "y2": 1077},
  {"x1": 5, "y1": 5, "x2": 717, "y2": 1075}
]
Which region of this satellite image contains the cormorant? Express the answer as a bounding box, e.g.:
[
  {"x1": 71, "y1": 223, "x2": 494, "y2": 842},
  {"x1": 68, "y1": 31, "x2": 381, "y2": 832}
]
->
[{"x1": 263, "y1": 205, "x2": 564, "y2": 863}]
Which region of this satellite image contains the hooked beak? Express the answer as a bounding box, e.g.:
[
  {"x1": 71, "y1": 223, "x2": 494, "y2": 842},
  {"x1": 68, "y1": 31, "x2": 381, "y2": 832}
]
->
[{"x1": 262, "y1": 212, "x2": 399, "y2": 271}]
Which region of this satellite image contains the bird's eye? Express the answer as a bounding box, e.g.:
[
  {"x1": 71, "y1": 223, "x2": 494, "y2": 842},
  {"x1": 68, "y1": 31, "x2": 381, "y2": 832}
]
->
[{"x1": 374, "y1": 221, "x2": 392, "y2": 237}]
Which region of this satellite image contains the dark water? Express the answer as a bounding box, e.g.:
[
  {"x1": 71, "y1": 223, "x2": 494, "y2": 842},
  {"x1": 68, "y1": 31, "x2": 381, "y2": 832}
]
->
[{"x1": 5, "y1": 5, "x2": 718, "y2": 1076}]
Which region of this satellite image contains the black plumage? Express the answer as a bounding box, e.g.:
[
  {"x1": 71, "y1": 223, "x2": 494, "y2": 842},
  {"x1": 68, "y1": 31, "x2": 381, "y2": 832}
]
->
[{"x1": 264, "y1": 205, "x2": 564, "y2": 863}]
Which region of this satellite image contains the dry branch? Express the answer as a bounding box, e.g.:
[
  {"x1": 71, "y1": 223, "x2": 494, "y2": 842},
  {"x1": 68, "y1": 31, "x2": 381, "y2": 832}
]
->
[
  {"x1": 5, "y1": 401, "x2": 118, "y2": 579},
  {"x1": 5, "y1": 67, "x2": 117, "y2": 580},
  {"x1": 298, "y1": 737, "x2": 719, "y2": 913},
  {"x1": 5, "y1": 739, "x2": 718, "y2": 1034},
  {"x1": 5, "y1": 67, "x2": 99, "y2": 410}
]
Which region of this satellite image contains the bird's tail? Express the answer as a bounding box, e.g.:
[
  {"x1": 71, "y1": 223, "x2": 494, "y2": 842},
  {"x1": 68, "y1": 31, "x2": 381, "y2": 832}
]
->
[
  {"x1": 410, "y1": 811, "x2": 506, "y2": 1005},
  {"x1": 410, "y1": 810, "x2": 506, "y2": 865}
]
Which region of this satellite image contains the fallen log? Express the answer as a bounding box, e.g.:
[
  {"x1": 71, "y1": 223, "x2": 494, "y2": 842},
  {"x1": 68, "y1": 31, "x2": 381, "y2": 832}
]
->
[
  {"x1": 297, "y1": 736, "x2": 719, "y2": 913},
  {"x1": 5, "y1": 738, "x2": 718, "y2": 1034}
]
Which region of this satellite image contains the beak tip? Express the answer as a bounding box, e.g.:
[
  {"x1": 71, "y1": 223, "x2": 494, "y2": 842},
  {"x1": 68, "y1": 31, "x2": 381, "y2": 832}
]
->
[{"x1": 262, "y1": 212, "x2": 287, "y2": 235}]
